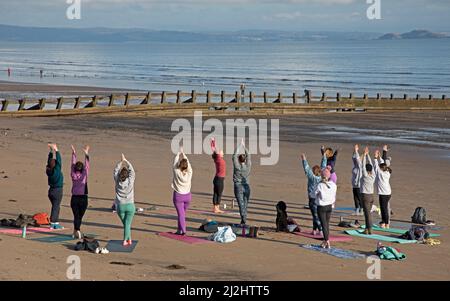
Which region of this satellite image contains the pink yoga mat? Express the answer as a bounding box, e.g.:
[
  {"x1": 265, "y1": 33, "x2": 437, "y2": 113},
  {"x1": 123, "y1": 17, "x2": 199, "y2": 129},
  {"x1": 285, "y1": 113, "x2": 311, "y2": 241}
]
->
[
  {"x1": 157, "y1": 232, "x2": 211, "y2": 244},
  {"x1": 0, "y1": 226, "x2": 62, "y2": 235},
  {"x1": 294, "y1": 231, "x2": 352, "y2": 242}
]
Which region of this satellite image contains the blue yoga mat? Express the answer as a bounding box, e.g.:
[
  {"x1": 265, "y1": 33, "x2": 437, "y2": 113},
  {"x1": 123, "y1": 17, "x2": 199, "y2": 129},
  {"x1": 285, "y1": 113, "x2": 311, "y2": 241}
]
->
[
  {"x1": 345, "y1": 230, "x2": 417, "y2": 244},
  {"x1": 105, "y1": 240, "x2": 139, "y2": 253},
  {"x1": 31, "y1": 234, "x2": 97, "y2": 243},
  {"x1": 300, "y1": 244, "x2": 366, "y2": 259}
]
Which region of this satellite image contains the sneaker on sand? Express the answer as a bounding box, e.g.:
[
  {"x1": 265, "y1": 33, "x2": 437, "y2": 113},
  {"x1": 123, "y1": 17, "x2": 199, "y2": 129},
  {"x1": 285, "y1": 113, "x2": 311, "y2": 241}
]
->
[{"x1": 51, "y1": 223, "x2": 64, "y2": 230}]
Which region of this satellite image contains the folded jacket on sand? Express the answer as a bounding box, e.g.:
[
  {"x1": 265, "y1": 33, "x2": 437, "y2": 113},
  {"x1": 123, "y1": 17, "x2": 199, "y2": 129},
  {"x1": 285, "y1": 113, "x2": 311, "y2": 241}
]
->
[
  {"x1": 300, "y1": 244, "x2": 366, "y2": 259},
  {"x1": 344, "y1": 229, "x2": 417, "y2": 244}
]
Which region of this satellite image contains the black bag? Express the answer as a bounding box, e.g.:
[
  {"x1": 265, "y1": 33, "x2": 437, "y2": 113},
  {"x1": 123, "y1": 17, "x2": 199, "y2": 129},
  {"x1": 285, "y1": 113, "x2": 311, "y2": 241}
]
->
[
  {"x1": 411, "y1": 207, "x2": 427, "y2": 224},
  {"x1": 74, "y1": 237, "x2": 100, "y2": 253}
]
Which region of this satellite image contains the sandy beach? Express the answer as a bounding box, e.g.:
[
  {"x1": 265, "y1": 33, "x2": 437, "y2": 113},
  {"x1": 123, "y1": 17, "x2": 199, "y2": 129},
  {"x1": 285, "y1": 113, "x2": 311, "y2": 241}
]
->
[{"x1": 0, "y1": 86, "x2": 449, "y2": 281}]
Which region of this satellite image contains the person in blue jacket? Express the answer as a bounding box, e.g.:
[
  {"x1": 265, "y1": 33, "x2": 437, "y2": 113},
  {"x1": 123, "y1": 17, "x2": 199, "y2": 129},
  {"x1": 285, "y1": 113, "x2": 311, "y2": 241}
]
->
[{"x1": 301, "y1": 152, "x2": 327, "y2": 235}]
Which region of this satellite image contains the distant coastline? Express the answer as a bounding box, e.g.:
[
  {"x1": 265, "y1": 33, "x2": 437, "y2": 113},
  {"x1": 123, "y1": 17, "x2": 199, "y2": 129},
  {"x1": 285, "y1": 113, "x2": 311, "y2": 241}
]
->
[{"x1": 1, "y1": 24, "x2": 448, "y2": 43}]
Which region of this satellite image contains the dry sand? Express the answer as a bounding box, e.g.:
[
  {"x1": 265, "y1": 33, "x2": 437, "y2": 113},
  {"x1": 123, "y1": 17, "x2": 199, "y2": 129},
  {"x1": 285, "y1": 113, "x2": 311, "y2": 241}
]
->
[{"x1": 0, "y1": 106, "x2": 449, "y2": 280}]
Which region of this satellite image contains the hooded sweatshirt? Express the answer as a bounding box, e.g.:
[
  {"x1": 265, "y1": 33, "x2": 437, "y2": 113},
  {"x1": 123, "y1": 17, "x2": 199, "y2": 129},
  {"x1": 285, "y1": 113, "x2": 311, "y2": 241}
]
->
[
  {"x1": 321, "y1": 147, "x2": 338, "y2": 174},
  {"x1": 302, "y1": 155, "x2": 327, "y2": 199},
  {"x1": 71, "y1": 152, "x2": 90, "y2": 196},
  {"x1": 114, "y1": 160, "x2": 136, "y2": 205},
  {"x1": 232, "y1": 145, "x2": 251, "y2": 184},
  {"x1": 172, "y1": 152, "x2": 193, "y2": 194},
  {"x1": 315, "y1": 180, "x2": 337, "y2": 206},
  {"x1": 47, "y1": 151, "x2": 64, "y2": 188},
  {"x1": 360, "y1": 154, "x2": 375, "y2": 194},
  {"x1": 374, "y1": 157, "x2": 392, "y2": 196},
  {"x1": 351, "y1": 151, "x2": 363, "y2": 188}
]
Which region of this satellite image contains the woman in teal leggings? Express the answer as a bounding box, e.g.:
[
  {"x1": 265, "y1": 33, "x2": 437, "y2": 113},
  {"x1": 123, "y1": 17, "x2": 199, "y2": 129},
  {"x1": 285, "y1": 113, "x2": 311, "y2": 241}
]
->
[{"x1": 114, "y1": 154, "x2": 136, "y2": 246}]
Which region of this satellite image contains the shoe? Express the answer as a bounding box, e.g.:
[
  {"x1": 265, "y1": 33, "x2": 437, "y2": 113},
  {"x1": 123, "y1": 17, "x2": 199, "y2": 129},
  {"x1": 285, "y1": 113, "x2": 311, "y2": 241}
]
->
[
  {"x1": 385, "y1": 224, "x2": 390, "y2": 229},
  {"x1": 51, "y1": 223, "x2": 64, "y2": 230},
  {"x1": 127, "y1": 239, "x2": 133, "y2": 245},
  {"x1": 100, "y1": 248, "x2": 109, "y2": 254},
  {"x1": 363, "y1": 229, "x2": 372, "y2": 235},
  {"x1": 112, "y1": 204, "x2": 117, "y2": 213},
  {"x1": 122, "y1": 240, "x2": 129, "y2": 246},
  {"x1": 325, "y1": 241, "x2": 331, "y2": 249},
  {"x1": 76, "y1": 231, "x2": 83, "y2": 240},
  {"x1": 380, "y1": 223, "x2": 386, "y2": 229}
]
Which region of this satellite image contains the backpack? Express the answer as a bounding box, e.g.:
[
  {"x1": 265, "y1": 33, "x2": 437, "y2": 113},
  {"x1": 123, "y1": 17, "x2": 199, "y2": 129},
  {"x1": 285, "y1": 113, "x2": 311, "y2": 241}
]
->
[
  {"x1": 33, "y1": 213, "x2": 50, "y2": 226},
  {"x1": 411, "y1": 207, "x2": 427, "y2": 224}
]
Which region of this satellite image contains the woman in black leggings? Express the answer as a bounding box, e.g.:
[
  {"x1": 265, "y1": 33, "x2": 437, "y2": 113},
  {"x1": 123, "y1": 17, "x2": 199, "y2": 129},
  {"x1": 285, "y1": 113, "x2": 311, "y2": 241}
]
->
[{"x1": 315, "y1": 167, "x2": 337, "y2": 249}]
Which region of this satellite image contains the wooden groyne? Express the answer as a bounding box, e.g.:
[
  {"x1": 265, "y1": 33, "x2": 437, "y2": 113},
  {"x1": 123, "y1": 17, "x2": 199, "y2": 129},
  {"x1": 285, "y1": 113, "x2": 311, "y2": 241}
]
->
[{"x1": 0, "y1": 90, "x2": 449, "y2": 117}]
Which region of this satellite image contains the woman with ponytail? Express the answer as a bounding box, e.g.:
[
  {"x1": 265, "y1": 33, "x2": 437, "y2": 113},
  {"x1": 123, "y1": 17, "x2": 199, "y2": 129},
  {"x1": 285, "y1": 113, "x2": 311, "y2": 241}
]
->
[{"x1": 315, "y1": 166, "x2": 337, "y2": 249}]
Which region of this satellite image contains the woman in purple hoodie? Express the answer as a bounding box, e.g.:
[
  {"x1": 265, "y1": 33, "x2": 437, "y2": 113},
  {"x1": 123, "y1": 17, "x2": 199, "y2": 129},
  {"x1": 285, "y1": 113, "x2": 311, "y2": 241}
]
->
[{"x1": 70, "y1": 145, "x2": 90, "y2": 239}]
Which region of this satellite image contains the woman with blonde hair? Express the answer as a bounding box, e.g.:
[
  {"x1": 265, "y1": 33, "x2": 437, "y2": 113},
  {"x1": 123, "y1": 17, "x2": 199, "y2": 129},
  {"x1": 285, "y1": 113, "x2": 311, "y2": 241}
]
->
[{"x1": 172, "y1": 147, "x2": 193, "y2": 235}]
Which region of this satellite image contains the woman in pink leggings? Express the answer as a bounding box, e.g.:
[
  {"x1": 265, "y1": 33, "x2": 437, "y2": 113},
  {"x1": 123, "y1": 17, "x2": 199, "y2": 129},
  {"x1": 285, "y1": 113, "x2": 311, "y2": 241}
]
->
[{"x1": 171, "y1": 147, "x2": 193, "y2": 235}]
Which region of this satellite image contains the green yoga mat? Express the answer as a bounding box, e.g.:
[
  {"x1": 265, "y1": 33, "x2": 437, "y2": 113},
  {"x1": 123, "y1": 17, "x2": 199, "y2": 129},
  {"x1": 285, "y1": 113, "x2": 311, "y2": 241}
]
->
[
  {"x1": 344, "y1": 229, "x2": 418, "y2": 244},
  {"x1": 362, "y1": 225, "x2": 441, "y2": 237}
]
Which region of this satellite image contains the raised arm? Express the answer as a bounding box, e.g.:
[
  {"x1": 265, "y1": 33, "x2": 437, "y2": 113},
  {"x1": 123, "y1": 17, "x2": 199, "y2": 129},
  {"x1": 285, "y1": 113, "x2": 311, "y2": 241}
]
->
[
  {"x1": 173, "y1": 152, "x2": 181, "y2": 169},
  {"x1": 125, "y1": 160, "x2": 136, "y2": 182},
  {"x1": 113, "y1": 161, "x2": 122, "y2": 181},
  {"x1": 55, "y1": 150, "x2": 62, "y2": 170},
  {"x1": 83, "y1": 145, "x2": 90, "y2": 177},
  {"x1": 301, "y1": 154, "x2": 314, "y2": 180},
  {"x1": 352, "y1": 144, "x2": 361, "y2": 168},
  {"x1": 210, "y1": 138, "x2": 217, "y2": 154},
  {"x1": 362, "y1": 151, "x2": 368, "y2": 177},
  {"x1": 320, "y1": 153, "x2": 327, "y2": 169},
  {"x1": 382, "y1": 145, "x2": 388, "y2": 161},
  {"x1": 233, "y1": 144, "x2": 242, "y2": 169},
  {"x1": 245, "y1": 146, "x2": 251, "y2": 169},
  {"x1": 71, "y1": 145, "x2": 77, "y2": 169}
]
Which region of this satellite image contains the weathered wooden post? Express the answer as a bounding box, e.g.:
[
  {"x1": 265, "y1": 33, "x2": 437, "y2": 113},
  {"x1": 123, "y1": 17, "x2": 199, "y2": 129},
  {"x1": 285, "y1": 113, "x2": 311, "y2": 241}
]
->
[
  {"x1": 91, "y1": 95, "x2": 98, "y2": 107},
  {"x1": 416, "y1": 94, "x2": 420, "y2": 100},
  {"x1": 221, "y1": 91, "x2": 225, "y2": 103},
  {"x1": 390, "y1": 94, "x2": 394, "y2": 100},
  {"x1": 428, "y1": 94, "x2": 433, "y2": 100},
  {"x1": 442, "y1": 95, "x2": 446, "y2": 100},
  {"x1": 39, "y1": 98, "x2": 46, "y2": 110},
  {"x1": 363, "y1": 94, "x2": 368, "y2": 101},
  {"x1": 56, "y1": 97, "x2": 64, "y2": 110},
  {"x1": 263, "y1": 92, "x2": 268, "y2": 103},
  {"x1": 74, "y1": 97, "x2": 81, "y2": 109},
  {"x1": 249, "y1": 91, "x2": 254, "y2": 103},
  {"x1": 275, "y1": 92, "x2": 282, "y2": 103},
  {"x1": 235, "y1": 91, "x2": 240, "y2": 103},
  {"x1": 206, "y1": 90, "x2": 212, "y2": 103},
  {"x1": 321, "y1": 93, "x2": 327, "y2": 102},
  {"x1": 147, "y1": 92, "x2": 153, "y2": 104},
  {"x1": 191, "y1": 90, "x2": 197, "y2": 103},
  {"x1": 161, "y1": 91, "x2": 167, "y2": 104},
  {"x1": 18, "y1": 99, "x2": 26, "y2": 111},
  {"x1": 349, "y1": 93, "x2": 353, "y2": 100},
  {"x1": 109, "y1": 94, "x2": 115, "y2": 107},
  {"x1": 293, "y1": 92, "x2": 297, "y2": 104},
  {"x1": 1, "y1": 100, "x2": 9, "y2": 111},
  {"x1": 176, "y1": 91, "x2": 181, "y2": 104},
  {"x1": 403, "y1": 94, "x2": 408, "y2": 100},
  {"x1": 336, "y1": 93, "x2": 340, "y2": 102},
  {"x1": 124, "y1": 93, "x2": 130, "y2": 106},
  {"x1": 377, "y1": 93, "x2": 381, "y2": 100}
]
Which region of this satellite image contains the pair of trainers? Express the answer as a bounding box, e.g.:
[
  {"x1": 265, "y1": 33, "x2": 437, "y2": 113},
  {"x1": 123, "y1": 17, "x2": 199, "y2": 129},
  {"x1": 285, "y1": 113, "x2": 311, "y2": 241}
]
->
[
  {"x1": 363, "y1": 228, "x2": 372, "y2": 235},
  {"x1": 51, "y1": 223, "x2": 64, "y2": 230},
  {"x1": 95, "y1": 247, "x2": 110, "y2": 254},
  {"x1": 379, "y1": 223, "x2": 390, "y2": 229},
  {"x1": 122, "y1": 239, "x2": 133, "y2": 247},
  {"x1": 248, "y1": 226, "x2": 259, "y2": 238}
]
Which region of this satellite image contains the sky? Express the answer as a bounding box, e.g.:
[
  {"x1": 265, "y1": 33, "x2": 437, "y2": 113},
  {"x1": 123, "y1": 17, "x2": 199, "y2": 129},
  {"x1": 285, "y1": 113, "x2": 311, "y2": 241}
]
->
[{"x1": 1, "y1": 0, "x2": 450, "y2": 33}]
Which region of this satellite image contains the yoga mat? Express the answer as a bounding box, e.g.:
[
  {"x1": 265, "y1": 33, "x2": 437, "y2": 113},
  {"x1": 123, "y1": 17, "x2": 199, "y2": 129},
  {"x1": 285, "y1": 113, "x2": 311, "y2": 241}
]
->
[
  {"x1": 300, "y1": 244, "x2": 366, "y2": 259},
  {"x1": 294, "y1": 231, "x2": 352, "y2": 242},
  {"x1": 345, "y1": 229, "x2": 417, "y2": 244},
  {"x1": 30, "y1": 233, "x2": 97, "y2": 243},
  {"x1": 0, "y1": 227, "x2": 63, "y2": 235},
  {"x1": 374, "y1": 219, "x2": 442, "y2": 231},
  {"x1": 158, "y1": 232, "x2": 211, "y2": 244},
  {"x1": 189, "y1": 209, "x2": 241, "y2": 216},
  {"x1": 105, "y1": 240, "x2": 139, "y2": 253},
  {"x1": 362, "y1": 224, "x2": 441, "y2": 237},
  {"x1": 335, "y1": 207, "x2": 357, "y2": 211}
]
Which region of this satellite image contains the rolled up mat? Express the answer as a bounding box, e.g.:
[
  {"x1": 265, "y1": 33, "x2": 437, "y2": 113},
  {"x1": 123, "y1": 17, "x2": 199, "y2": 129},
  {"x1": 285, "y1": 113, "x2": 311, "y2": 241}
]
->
[
  {"x1": 362, "y1": 224, "x2": 441, "y2": 237},
  {"x1": 158, "y1": 232, "x2": 211, "y2": 244},
  {"x1": 300, "y1": 244, "x2": 366, "y2": 259},
  {"x1": 105, "y1": 240, "x2": 138, "y2": 253},
  {"x1": 294, "y1": 231, "x2": 352, "y2": 242},
  {"x1": 344, "y1": 229, "x2": 417, "y2": 244}
]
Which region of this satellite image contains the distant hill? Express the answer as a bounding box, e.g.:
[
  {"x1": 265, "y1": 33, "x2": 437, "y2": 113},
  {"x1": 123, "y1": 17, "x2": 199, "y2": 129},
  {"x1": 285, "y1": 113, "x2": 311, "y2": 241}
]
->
[
  {"x1": 0, "y1": 24, "x2": 381, "y2": 42},
  {"x1": 378, "y1": 30, "x2": 449, "y2": 40}
]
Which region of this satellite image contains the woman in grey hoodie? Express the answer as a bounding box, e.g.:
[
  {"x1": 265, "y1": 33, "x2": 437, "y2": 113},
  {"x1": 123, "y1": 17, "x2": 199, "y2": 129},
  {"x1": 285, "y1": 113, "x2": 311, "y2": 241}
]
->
[
  {"x1": 233, "y1": 138, "x2": 251, "y2": 225},
  {"x1": 351, "y1": 144, "x2": 363, "y2": 216},
  {"x1": 114, "y1": 154, "x2": 136, "y2": 246},
  {"x1": 360, "y1": 147, "x2": 376, "y2": 235}
]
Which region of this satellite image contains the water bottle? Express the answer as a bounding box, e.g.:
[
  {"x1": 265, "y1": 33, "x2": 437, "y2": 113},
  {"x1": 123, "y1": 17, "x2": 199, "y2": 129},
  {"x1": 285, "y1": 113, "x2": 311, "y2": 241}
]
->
[{"x1": 22, "y1": 225, "x2": 27, "y2": 238}]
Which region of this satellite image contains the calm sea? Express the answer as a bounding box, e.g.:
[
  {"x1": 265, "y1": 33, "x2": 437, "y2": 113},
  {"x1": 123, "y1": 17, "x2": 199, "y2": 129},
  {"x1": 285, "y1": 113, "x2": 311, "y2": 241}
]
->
[{"x1": 1, "y1": 39, "x2": 450, "y2": 97}]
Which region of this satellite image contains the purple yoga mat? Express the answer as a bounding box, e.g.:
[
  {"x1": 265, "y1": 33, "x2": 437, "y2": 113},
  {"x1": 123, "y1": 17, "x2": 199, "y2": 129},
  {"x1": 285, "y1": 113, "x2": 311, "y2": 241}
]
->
[
  {"x1": 294, "y1": 231, "x2": 352, "y2": 242},
  {"x1": 157, "y1": 232, "x2": 212, "y2": 244}
]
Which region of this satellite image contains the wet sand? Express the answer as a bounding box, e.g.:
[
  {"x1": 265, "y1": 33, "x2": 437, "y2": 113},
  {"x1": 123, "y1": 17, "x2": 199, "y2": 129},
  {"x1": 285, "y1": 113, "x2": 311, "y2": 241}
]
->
[{"x1": 0, "y1": 109, "x2": 449, "y2": 280}]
